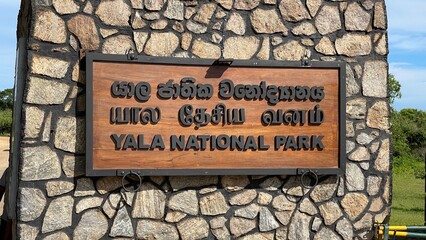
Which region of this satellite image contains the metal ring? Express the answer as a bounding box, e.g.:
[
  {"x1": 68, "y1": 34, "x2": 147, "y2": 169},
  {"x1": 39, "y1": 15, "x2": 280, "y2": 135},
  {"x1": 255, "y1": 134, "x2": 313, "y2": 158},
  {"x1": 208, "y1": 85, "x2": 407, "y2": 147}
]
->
[
  {"x1": 121, "y1": 171, "x2": 142, "y2": 192},
  {"x1": 300, "y1": 170, "x2": 318, "y2": 189}
]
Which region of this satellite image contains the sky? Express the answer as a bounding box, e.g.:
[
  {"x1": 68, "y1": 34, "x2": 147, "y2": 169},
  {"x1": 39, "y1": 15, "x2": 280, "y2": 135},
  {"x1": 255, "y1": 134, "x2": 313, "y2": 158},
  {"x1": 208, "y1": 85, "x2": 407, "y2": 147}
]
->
[{"x1": 0, "y1": 0, "x2": 424, "y2": 111}]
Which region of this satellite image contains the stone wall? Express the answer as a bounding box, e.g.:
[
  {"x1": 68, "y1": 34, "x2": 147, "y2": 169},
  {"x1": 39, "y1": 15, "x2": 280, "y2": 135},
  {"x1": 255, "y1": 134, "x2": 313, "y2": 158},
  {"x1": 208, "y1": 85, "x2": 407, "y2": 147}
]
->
[{"x1": 15, "y1": 0, "x2": 390, "y2": 239}]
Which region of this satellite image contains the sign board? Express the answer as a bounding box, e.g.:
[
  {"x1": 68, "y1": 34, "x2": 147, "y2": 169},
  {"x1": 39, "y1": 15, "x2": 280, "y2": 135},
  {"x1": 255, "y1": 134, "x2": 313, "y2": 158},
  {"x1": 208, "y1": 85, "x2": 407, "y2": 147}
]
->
[{"x1": 86, "y1": 53, "x2": 345, "y2": 176}]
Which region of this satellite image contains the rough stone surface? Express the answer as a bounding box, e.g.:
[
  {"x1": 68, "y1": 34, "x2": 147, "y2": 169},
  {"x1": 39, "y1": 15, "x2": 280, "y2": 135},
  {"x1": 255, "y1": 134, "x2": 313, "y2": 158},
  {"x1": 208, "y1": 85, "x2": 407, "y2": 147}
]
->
[
  {"x1": 177, "y1": 217, "x2": 209, "y2": 240},
  {"x1": 103, "y1": 193, "x2": 121, "y2": 218},
  {"x1": 33, "y1": 10, "x2": 66, "y2": 43},
  {"x1": 260, "y1": 177, "x2": 283, "y2": 191},
  {"x1": 110, "y1": 207, "x2": 134, "y2": 238},
  {"x1": 346, "y1": 65, "x2": 360, "y2": 97},
  {"x1": 151, "y1": 19, "x2": 168, "y2": 29},
  {"x1": 310, "y1": 176, "x2": 338, "y2": 202},
  {"x1": 73, "y1": 210, "x2": 108, "y2": 240},
  {"x1": 357, "y1": 132, "x2": 377, "y2": 145},
  {"x1": 314, "y1": 227, "x2": 341, "y2": 240},
  {"x1": 354, "y1": 213, "x2": 373, "y2": 230},
  {"x1": 54, "y1": 116, "x2": 85, "y2": 154},
  {"x1": 336, "y1": 218, "x2": 354, "y2": 240},
  {"x1": 210, "y1": 216, "x2": 227, "y2": 229},
  {"x1": 137, "y1": 220, "x2": 178, "y2": 239},
  {"x1": 102, "y1": 35, "x2": 135, "y2": 54},
  {"x1": 235, "y1": 203, "x2": 260, "y2": 219},
  {"x1": 292, "y1": 22, "x2": 316, "y2": 36},
  {"x1": 132, "y1": 12, "x2": 146, "y2": 29},
  {"x1": 194, "y1": 3, "x2": 216, "y2": 24},
  {"x1": 20, "y1": 146, "x2": 61, "y2": 181},
  {"x1": 367, "y1": 101, "x2": 389, "y2": 130},
  {"x1": 315, "y1": 6, "x2": 341, "y2": 35},
  {"x1": 258, "y1": 192, "x2": 273, "y2": 205},
  {"x1": 374, "y1": 2, "x2": 386, "y2": 29},
  {"x1": 23, "y1": 105, "x2": 44, "y2": 139},
  {"x1": 100, "y1": 28, "x2": 118, "y2": 38},
  {"x1": 31, "y1": 54, "x2": 70, "y2": 79},
  {"x1": 169, "y1": 176, "x2": 218, "y2": 190},
  {"x1": 346, "y1": 162, "x2": 365, "y2": 191},
  {"x1": 341, "y1": 193, "x2": 369, "y2": 220},
  {"x1": 25, "y1": 77, "x2": 69, "y2": 105},
  {"x1": 96, "y1": 177, "x2": 123, "y2": 194},
  {"x1": 234, "y1": 0, "x2": 260, "y2": 10},
  {"x1": 257, "y1": 37, "x2": 270, "y2": 60},
  {"x1": 133, "y1": 31, "x2": 149, "y2": 53},
  {"x1": 288, "y1": 211, "x2": 311, "y2": 240},
  {"x1": 345, "y1": 2, "x2": 371, "y2": 31},
  {"x1": 224, "y1": 36, "x2": 260, "y2": 60},
  {"x1": 319, "y1": 201, "x2": 343, "y2": 225},
  {"x1": 241, "y1": 233, "x2": 274, "y2": 240},
  {"x1": 274, "y1": 40, "x2": 306, "y2": 61},
  {"x1": 362, "y1": 61, "x2": 388, "y2": 97},
  {"x1": 306, "y1": 0, "x2": 322, "y2": 17},
  {"x1": 259, "y1": 207, "x2": 280, "y2": 231},
  {"x1": 222, "y1": 175, "x2": 250, "y2": 191},
  {"x1": 144, "y1": 32, "x2": 179, "y2": 56},
  {"x1": 200, "y1": 191, "x2": 229, "y2": 215},
  {"x1": 164, "y1": 0, "x2": 184, "y2": 20},
  {"x1": 370, "y1": 198, "x2": 384, "y2": 212},
  {"x1": 376, "y1": 34, "x2": 388, "y2": 55},
  {"x1": 212, "y1": 226, "x2": 231, "y2": 240},
  {"x1": 272, "y1": 195, "x2": 297, "y2": 211},
  {"x1": 375, "y1": 138, "x2": 390, "y2": 172},
  {"x1": 46, "y1": 181, "x2": 74, "y2": 197},
  {"x1": 230, "y1": 217, "x2": 256, "y2": 237},
  {"x1": 168, "y1": 190, "x2": 199, "y2": 215},
  {"x1": 250, "y1": 8, "x2": 287, "y2": 34},
  {"x1": 74, "y1": 178, "x2": 96, "y2": 197},
  {"x1": 367, "y1": 175, "x2": 382, "y2": 196},
  {"x1": 53, "y1": 0, "x2": 79, "y2": 14},
  {"x1": 347, "y1": 98, "x2": 367, "y2": 119},
  {"x1": 132, "y1": 182, "x2": 166, "y2": 219},
  {"x1": 346, "y1": 140, "x2": 355, "y2": 153},
  {"x1": 216, "y1": 0, "x2": 232, "y2": 10},
  {"x1": 42, "y1": 196, "x2": 73, "y2": 233},
  {"x1": 165, "y1": 211, "x2": 187, "y2": 223},
  {"x1": 62, "y1": 155, "x2": 85, "y2": 178},
  {"x1": 315, "y1": 37, "x2": 336, "y2": 55},
  {"x1": 19, "y1": 188, "x2": 46, "y2": 222},
  {"x1": 349, "y1": 147, "x2": 370, "y2": 161},
  {"x1": 299, "y1": 198, "x2": 318, "y2": 215},
  {"x1": 75, "y1": 197, "x2": 103, "y2": 213},
  {"x1": 43, "y1": 232, "x2": 70, "y2": 240},
  {"x1": 187, "y1": 20, "x2": 208, "y2": 34},
  {"x1": 18, "y1": 224, "x2": 39, "y2": 240},
  {"x1": 336, "y1": 34, "x2": 372, "y2": 57},
  {"x1": 226, "y1": 13, "x2": 245, "y2": 35},
  {"x1": 130, "y1": 0, "x2": 143, "y2": 9},
  {"x1": 229, "y1": 189, "x2": 257, "y2": 205},
  {"x1": 95, "y1": 0, "x2": 131, "y2": 26},
  {"x1": 279, "y1": 0, "x2": 311, "y2": 22}
]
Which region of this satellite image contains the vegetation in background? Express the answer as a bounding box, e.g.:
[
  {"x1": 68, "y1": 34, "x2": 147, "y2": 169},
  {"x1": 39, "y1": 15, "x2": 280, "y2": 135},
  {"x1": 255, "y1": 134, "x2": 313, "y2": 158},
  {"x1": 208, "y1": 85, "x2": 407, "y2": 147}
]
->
[{"x1": 0, "y1": 88, "x2": 13, "y2": 136}]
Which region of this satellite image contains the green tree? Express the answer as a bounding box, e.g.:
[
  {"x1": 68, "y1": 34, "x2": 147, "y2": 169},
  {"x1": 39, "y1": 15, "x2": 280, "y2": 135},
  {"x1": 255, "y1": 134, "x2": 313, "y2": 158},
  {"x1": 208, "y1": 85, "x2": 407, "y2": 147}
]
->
[
  {"x1": 0, "y1": 88, "x2": 13, "y2": 110},
  {"x1": 389, "y1": 73, "x2": 401, "y2": 107}
]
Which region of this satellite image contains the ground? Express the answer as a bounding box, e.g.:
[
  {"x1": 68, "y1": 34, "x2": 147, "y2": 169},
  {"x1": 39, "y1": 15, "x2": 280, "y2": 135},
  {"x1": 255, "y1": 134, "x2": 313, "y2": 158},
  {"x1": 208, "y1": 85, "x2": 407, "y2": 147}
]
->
[{"x1": 0, "y1": 136, "x2": 10, "y2": 216}]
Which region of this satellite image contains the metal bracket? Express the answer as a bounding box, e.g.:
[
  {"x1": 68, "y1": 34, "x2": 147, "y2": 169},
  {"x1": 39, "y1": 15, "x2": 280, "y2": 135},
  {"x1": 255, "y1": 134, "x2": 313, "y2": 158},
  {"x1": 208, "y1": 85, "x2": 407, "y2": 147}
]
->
[
  {"x1": 297, "y1": 169, "x2": 318, "y2": 188},
  {"x1": 301, "y1": 51, "x2": 311, "y2": 67},
  {"x1": 126, "y1": 48, "x2": 138, "y2": 61},
  {"x1": 119, "y1": 170, "x2": 142, "y2": 192},
  {"x1": 214, "y1": 58, "x2": 234, "y2": 66}
]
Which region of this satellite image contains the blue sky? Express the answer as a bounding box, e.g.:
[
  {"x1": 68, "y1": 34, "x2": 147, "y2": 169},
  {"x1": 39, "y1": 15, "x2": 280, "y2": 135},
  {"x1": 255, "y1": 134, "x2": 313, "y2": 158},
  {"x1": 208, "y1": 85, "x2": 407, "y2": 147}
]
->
[{"x1": 0, "y1": 0, "x2": 424, "y2": 111}]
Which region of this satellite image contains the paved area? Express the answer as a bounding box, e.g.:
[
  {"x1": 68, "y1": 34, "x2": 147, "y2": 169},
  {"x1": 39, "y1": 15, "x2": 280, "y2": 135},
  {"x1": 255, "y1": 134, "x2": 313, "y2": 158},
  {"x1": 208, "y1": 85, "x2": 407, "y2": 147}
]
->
[{"x1": 0, "y1": 137, "x2": 10, "y2": 217}]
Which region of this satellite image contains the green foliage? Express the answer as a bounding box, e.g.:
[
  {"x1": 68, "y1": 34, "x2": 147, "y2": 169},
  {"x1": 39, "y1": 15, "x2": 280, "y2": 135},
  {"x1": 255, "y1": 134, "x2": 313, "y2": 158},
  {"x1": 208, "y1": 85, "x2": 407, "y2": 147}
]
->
[
  {"x1": 0, "y1": 109, "x2": 12, "y2": 135},
  {"x1": 389, "y1": 73, "x2": 401, "y2": 106},
  {"x1": 0, "y1": 88, "x2": 13, "y2": 110}
]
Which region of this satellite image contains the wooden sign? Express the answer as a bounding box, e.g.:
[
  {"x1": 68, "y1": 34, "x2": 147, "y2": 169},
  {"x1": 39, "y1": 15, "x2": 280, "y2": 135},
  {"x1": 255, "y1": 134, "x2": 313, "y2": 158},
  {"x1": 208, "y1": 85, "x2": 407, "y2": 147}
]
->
[{"x1": 86, "y1": 53, "x2": 345, "y2": 176}]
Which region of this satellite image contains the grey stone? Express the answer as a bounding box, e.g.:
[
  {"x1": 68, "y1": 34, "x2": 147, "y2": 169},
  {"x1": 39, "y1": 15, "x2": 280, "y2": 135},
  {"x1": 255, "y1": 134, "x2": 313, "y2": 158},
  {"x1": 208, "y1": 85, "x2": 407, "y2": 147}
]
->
[
  {"x1": 43, "y1": 232, "x2": 70, "y2": 240},
  {"x1": 224, "y1": 37, "x2": 260, "y2": 60},
  {"x1": 18, "y1": 224, "x2": 39, "y2": 240},
  {"x1": 375, "y1": 34, "x2": 387, "y2": 55},
  {"x1": 310, "y1": 176, "x2": 338, "y2": 202},
  {"x1": 315, "y1": 6, "x2": 341, "y2": 35},
  {"x1": 73, "y1": 210, "x2": 108, "y2": 240},
  {"x1": 31, "y1": 54, "x2": 70, "y2": 79},
  {"x1": 341, "y1": 193, "x2": 369, "y2": 220},
  {"x1": 346, "y1": 121, "x2": 355, "y2": 138},
  {"x1": 274, "y1": 41, "x2": 306, "y2": 61},
  {"x1": 150, "y1": 19, "x2": 168, "y2": 30},
  {"x1": 42, "y1": 111, "x2": 52, "y2": 142},
  {"x1": 279, "y1": 0, "x2": 311, "y2": 22},
  {"x1": 165, "y1": 211, "x2": 187, "y2": 223},
  {"x1": 259, "y1": 207, "x2": 280, "y2": 231},
  {"x1": 19, "y1": 188, "x2": 46, "y2": 222},
  {"x1": 257, "y1": 37, "x2": 270, "y2": 60},
  {"x1": 187, "y1": 20, "x2": 208, "y2": 34},
  {"x1": 216, "y1": 0, "x2": 232, "y2": 10},
  {"x1": 200, "y1": 191, "x2": 229, "y2": 215},
  {"x1": 172, "y1": 21, "x2": 184, "y2": 33},
  {"x1": 359, "y1": 162, "x2": 370, "y2": 170},
  {"x1": 42, "y1": 196, "x2": 73, "y2": 233},
  {"x1": 110, "y1": 207, "x2": 134, "y2": 237},
  {"x1": 315, "y1": 37, "x2": 336, "y2": 55},
  {"x1": 132, "y1": 182, "x2": 166, "y2": 219},
  {"x1": 292, "y1": 22, "x2": 317, "y2": 36},
  {"x1": 229, "y1": 189, "x2": 257, "y2": 205},
  {"x1": 363, "y1": 0, "x2": 374, "y2": 10},
  {"x1": 250, "y1": 8, "x2": 287, "y2": 34},
  {"x1": 53, "y1": 0, "x2": 79, "y2": 14},
  {"x1": 288, "y1": 211, "x2": 311, "y2": 240},
  {"x1": 349, "y1": 147, "x2": 370, "y2": 161},
  {"x1": 362, "y1": 61, "x2": 388, "y2": 98},
  {"x1": 25, "y1": 77, "x2": 69, "y2": 105},
  {"x1": 230, "y1": 217, "x2": 256, "y2": 237},
  {"x1": 319, "y1": 201, "x2": 343, "y2": 225},
  {"x1": 169, "y1": 190, "x2": 199, "y2": 215},
  {"x1": 257, "y1": 192, "x2": 273, "y2": 205},
  {"x1": 68, "y1": 15, "x2": 99, "y2": 51},
  {"x1": 260, "y1": 177, "x2": 283, "y2": 191},
  {"x1": 200, "y1": 186, "x2": 217, "y2": 194},
  {"x1": 234, "y1": 203, "x2": 260, "y2": 219},
  {"x1": 306, "y1": 0, "x2": 322, "y2": 17},
  {"x1": 185, "y1": 7, "x2": 196, "y2": 19},
  {"x1": 346, "y1": 65, "x2": 360, "y2": 97},
  {"x1": 311, "y1": 217, "x2": 322, "y2": 231},
  {"x1": 96, "y1": 176, "x2": 123, "y2": 194},
  {"x1": 54, "y1": 116, "x2": 85, "y2": 154},
  {"x1": 314, "y1": 227, "x2": 341, "y2": 240},
  {"x1": 301, "y1": 38, "x2": 315, "y2": 47},
  {"x1": 275, "y1": 210, "x2": 293, "y2": 225},
  {"x1": 240, "y1": 233, "x2": 274, "y2": 240},
  {"x1": 102, "y1": 35, "x2": 135, "y2": 54},
  {"x1": 336, "y1": 34, "x2": 372, "y2": 57},
  {"x1": 164, "y1": 0, "x2": 184, "y2": 20},
  {"x1": 100, "y1": 28, "x2": 118, "y2": 38},
  {"x1": 299, "y1": 198, "x2": 318, "y2": 215},
  {"x1": 336, "y1": 218, "x2": 354, "y2": 240},
  {"x1": 133, "y1": 31, "x2": 148, "y2": 53},
  {"x1": 345, "y1": 2, "x2": 371, "y2": 31},
  {"x1": 346, "y1": 140, "x2": 355, "y2": 153},
  {"x1": 370, "y1": 198, "x2": 384, "y2": 212},
  {"x1": 62, "y1": 155, "x2": 85, "y2": 178},
  {"x1": 137, "y1": 220, "x2": 178, "y2": 239},
  {"x1": 144, "y1": 32, "x2": 179, "y2": 57},
  {"x1": 177, "y1": 217, "x2": 209, "y2": 240},
  {"x1": 375, "y1": 138, "x2": 390, "y2": 172},
  {"x1": 357, "y1": 132, "x2": 376, "y2": 145},
  {"x1": 194, "y1": 3, "x2": 216, "y2": 24},
  {"x1": 374, "y1": 2, "x2": 386, "y2": 29},
  {"x1": 33, "y1": 10, "x2": 66, "y2": 43},
  {"x1": 23, "y1": 105, "x2": 45, "y2": 139},
  {"x1": 347, "y1": 98, "x2": 367, "y2": 119},
  {"x1": 181, "y1": 33, "x2": 192, "y2": 51},
  {"x1": 130, "y1": 0, "x2": 143, "y2": 9},
  {"x1": 212, "y1": 227, "x2": 231, "y2": 240},
  {"x1": 169, "y1": 176, "x2": 218, "y2": 190},
  {"x1": 210, "y1": 216, "x2": 227, "y2": 229},
  {"x1": 211, "y1": 32, "x2": 223, "y2": 44},
  {"x1": 272, "y1": 195, "x2": 297, "y2": 211},
  {"x1": 74, "y1": 178, "x2": 96, "y2": 197},
  {"x1": 222, "y1": 175, "x2": 249, "y2": 191},
  {"x1": 337, "y1": 176, "x2": 345, "y2": 197},
  {"x1": 226, "y1": 13, "x2": 245, "y2": 35},
  {"x1": 346, "y1": 162, "x2": 365, "y2": 191},
  {"x1": 367, "y1": 175, "x2": 382, "y2": 196},
  {"x1": 131, "y1": 12, "x2": 146, "y2": 29},
  {"x1": 103, "y1": 193, "x2": 121, "y2": 218},
  {"x1": 46, "y1": 181, "x2": 74, "y2": 197},
  {"x1": 354, "y1": 213, "x2": 373, "y2": 230},
  {"x1": 144, "y1": 0, "x2": 164, "y2": 10},
  {"x1": 143, "y1": 12, "x2": 160, "y2": 20},
  {"x1": 234, "y1": 0, "x2": 260, "y2": 10},
  {"x1": 76, "y1": 197, "x2": 103, "y2": 213},
  {"x1": 276, "y1": 227, "x2": 288, "y2": 240},
  {"x1": 95, "y1": 0, "x2": 131, "y2": 26},
  {"x1": 20, "y1": 146, "x2": 61, "y2": 181},
  {"x1": 367, "y1": 101, "x2": 389, "y2": 130}
]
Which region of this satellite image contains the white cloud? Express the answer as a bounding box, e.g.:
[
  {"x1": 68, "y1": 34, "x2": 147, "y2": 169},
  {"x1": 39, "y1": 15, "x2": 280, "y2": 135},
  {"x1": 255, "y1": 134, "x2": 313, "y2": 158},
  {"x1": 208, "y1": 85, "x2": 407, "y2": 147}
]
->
[
  {"x1": 389, "y1": 33, "x2": 426, "y2": 52},
  {"x1": 387, "y1": 0, "x2": 426, "y2": 34}
]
